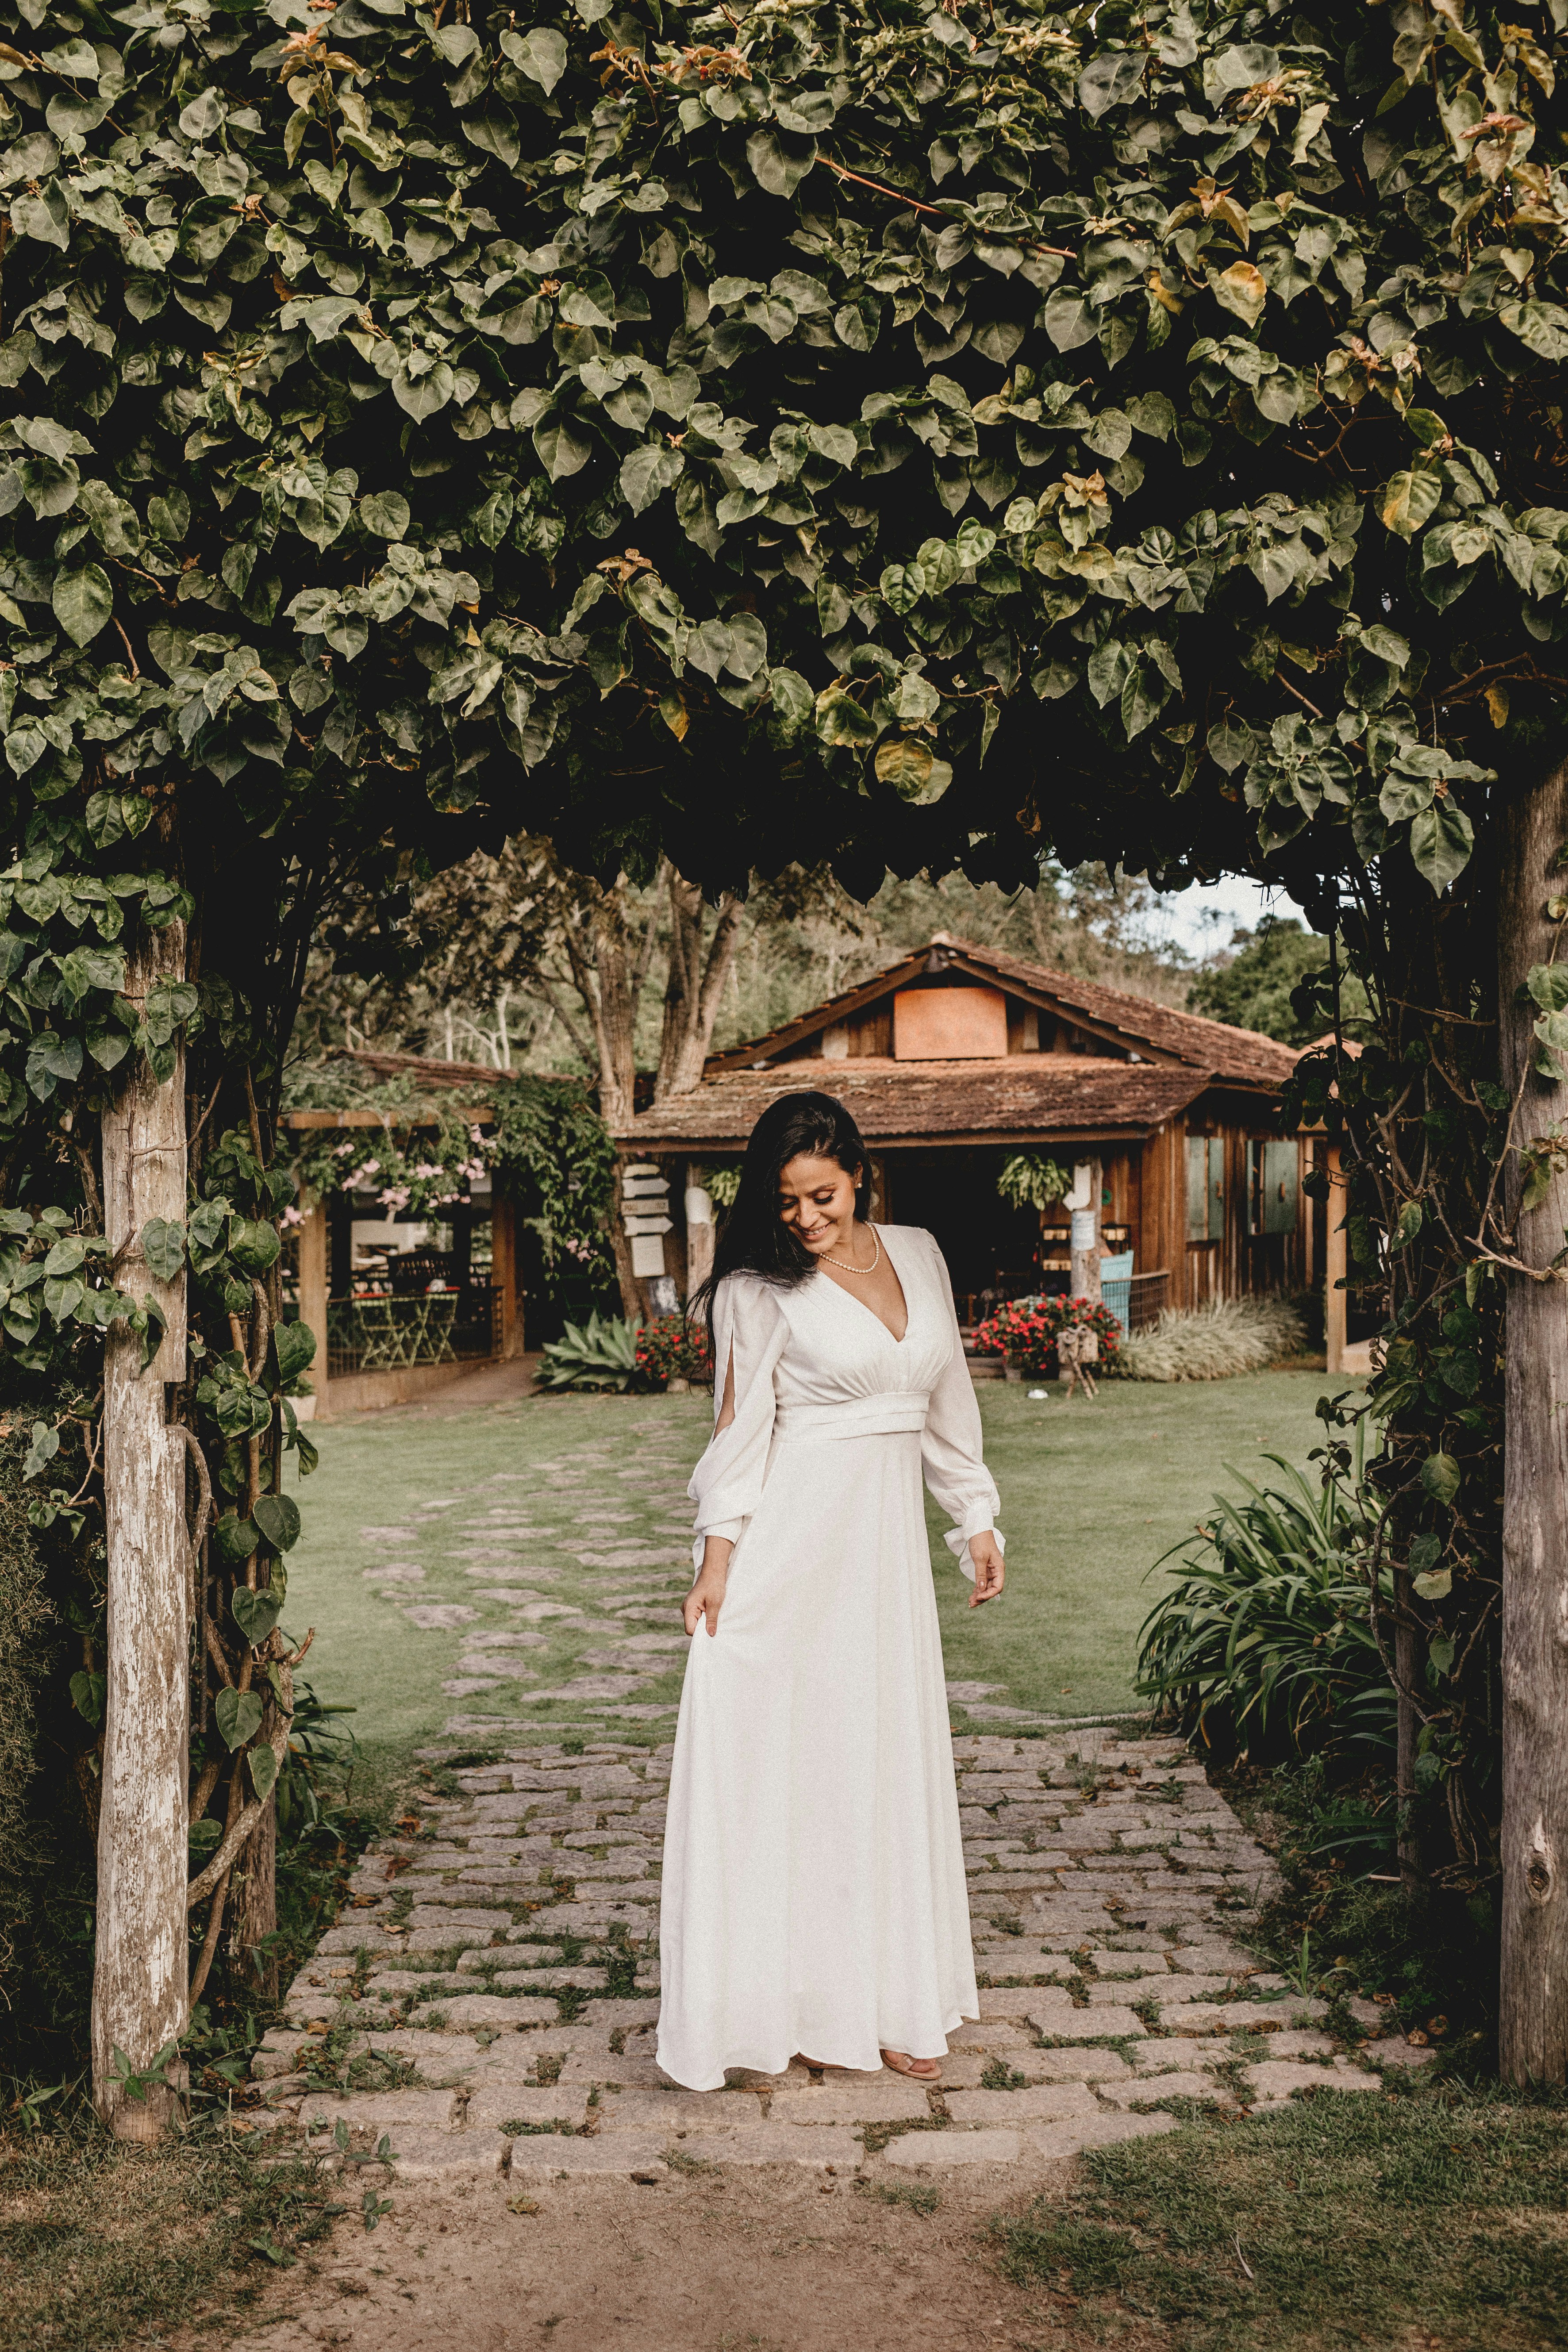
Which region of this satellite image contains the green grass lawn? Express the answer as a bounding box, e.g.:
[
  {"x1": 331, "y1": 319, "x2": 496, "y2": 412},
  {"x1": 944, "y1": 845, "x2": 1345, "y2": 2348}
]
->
[
  {"x1": 282, "y1": 1370, "x2": 1345, "y2": 1781},
  {"x1": 930, "y1": 1371, "x2": 1343, "y2": 1721},
  {"x1": 990, "y1": 2084, "x2": 1568, "y2": 2350}
]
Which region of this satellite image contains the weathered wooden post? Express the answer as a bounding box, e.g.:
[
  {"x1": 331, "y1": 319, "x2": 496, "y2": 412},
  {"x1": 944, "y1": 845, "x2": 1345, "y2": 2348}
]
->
[
  {"x1": 1499, "y1": 760, "x2": 1568, "y2": 2083},
  {"x1": 92, "y1": 920, "x2": 190, "y2": 2138}
]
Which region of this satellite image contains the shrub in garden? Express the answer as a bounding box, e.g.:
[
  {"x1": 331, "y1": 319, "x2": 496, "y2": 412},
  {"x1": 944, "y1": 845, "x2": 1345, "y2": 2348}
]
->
[
  {"x1": 1124, "y1": 1297, "x2": 1307, "y2": 1384},
  {"x1": 1136, "y1": 1450, "x2": 1394, "y2": 1770},
  {"x1": 634, "y1": 1314, "x2": 714, "y2": 1391},
  {"x1": 970, "y1": 1295, "x2": 1124, "y2": 1376}
]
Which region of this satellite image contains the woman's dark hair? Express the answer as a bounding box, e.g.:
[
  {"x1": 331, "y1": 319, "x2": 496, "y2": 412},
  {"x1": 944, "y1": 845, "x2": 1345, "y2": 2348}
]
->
[{"x1": 689, "y1": 1090, "x2": 871, "y2": 1341}]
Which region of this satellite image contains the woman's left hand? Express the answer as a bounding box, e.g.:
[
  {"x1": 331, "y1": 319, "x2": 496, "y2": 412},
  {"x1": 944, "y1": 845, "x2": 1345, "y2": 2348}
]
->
[{"x1": 968, "y1": 1532, "x2": 1005, "y2": 1607}]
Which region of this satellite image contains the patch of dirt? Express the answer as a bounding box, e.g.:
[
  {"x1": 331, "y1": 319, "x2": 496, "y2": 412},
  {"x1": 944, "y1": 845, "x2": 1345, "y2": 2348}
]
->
[{"x1": 199, "y1": 2158, "x2": 1159, "y2": 2352}]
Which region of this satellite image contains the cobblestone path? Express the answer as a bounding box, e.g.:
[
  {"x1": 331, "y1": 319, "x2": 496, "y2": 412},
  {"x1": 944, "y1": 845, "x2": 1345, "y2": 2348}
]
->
[{"x1": 255, "y1": 1727, "x2": 1431, "y2": 2179}]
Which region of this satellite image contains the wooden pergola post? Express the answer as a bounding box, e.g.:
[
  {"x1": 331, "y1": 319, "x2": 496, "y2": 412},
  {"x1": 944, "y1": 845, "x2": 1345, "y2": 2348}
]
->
[
  {"x1": 297, "y1": 1191, "x2": 329, "y2": 1414},
  {"x1": 1324, "y1": 1143, "x2": 1349, "y2": 1376},
  {"x1": 491, "y1": 1191, "x2": 522, "y2": 1357}
]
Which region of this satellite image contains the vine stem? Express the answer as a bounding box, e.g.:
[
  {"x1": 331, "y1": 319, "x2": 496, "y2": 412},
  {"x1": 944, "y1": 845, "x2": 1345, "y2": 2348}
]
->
[{"x1": 188, "y1": 1865, "x2": 231, "y2": 2006}]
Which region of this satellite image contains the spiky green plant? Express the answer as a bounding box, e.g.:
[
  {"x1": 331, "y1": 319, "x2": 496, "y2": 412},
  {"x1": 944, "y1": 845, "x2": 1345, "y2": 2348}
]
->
[
  {"x1": 1136, "y1": 1448, "x2": 1395, "y2": 1769},
  {"x1": 534, "y1": 1312, "x2": 642, "y2": 1394}
]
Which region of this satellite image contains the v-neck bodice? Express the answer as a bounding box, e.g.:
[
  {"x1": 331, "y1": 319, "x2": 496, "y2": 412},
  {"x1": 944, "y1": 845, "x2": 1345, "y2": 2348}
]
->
[{"x1": 812, "y1": 1226, "x2": 910, "y2": 1345}]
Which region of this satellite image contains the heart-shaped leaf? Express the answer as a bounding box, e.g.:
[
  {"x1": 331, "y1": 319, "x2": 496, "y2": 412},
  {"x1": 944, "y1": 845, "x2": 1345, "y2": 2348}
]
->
[
  {"x1": 215, "y1": 1686, "x2": 265, "y2": 1752},
  {"x1": 214, "y1": 1510, "x2": 261, "y2": 1564},
  {"x1": 139, "y1": 1216, "x2": 186, "y2": 1284},
  {"x1": 232, "y1": 1584, "x2": 284, "y2": 1645},
  {"x1": 254, "y1": 1491, "x2": 302, "y2": 1553},
  {"x1": 273, "y1": 1320, "x2": 317, "y2": 1384}
]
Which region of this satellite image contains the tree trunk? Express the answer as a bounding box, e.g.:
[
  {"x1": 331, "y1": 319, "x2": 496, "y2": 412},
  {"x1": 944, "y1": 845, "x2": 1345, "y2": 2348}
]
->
[
  {"x1": 588, "y1": 892, "x2": 638, "y2": 1130},
  {"x1": 231, "y1": 1792, "x2": 277, "y2": 1998},
  {"x1": 655, "y1": 876, "x2": 744, "y2": 1101},
  {"x1": 93, "y1": 919, "x2": 190, "y2": 2139},
  {"x1": 1395, "y1": 1587, "x2": 1422, "y2": 1892},
  {"x1": 1499, "y1": 758, "x2": 1568, "y2": 2084}
]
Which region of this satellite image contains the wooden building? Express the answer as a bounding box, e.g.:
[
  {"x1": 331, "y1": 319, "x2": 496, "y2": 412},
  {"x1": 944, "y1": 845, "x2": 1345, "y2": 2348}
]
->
[
  {"x1": 284, "y1": 1053, "x2": 525, "y2": 1420},
  {"x1": 613, "y1": 934, "x2": 1309, "y2": 1327}
]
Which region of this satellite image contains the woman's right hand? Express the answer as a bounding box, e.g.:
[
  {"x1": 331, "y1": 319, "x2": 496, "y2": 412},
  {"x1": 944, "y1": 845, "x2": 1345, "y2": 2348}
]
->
[{"x1": 684, "y1": 1537, "x2": 733, "y2": 1638}]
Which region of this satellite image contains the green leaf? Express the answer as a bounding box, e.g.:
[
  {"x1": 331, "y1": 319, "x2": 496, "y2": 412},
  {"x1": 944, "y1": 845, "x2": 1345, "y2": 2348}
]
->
[
  {"x1": 229, "y1": 1218, "x2": 282, "y2": 1274},
  {"x1": 1390, "y1": 1199, "x2": 1423, "y2": 1251},
  {"x1": 360, "y1": 492, "x2": 410, "y2": 541},
  {"x1": 392, "y1": 359, "x2": 455, "y2": 422},
  {"x1": 874, "y1": 734, "x2": 934, "y2": 796},
  {"x1": 1419, "y1": 1452, "x2": 1461, "y2": 1507},
  {"x1": 232, "y1": 1584, "x2": 284, "y2": 1645},
  {"x1": 1380, "y1": 469, "x2": 1442, "y2": 538},
  {"x1": 500, "y1": 26, "x2": 568, "y2": 92},
  {"x1": 248, "y1": 1744, "x2": 279, "y2": 1800},
  {"x1": 214, "y1": 1510, "x2": 261, "y2": 1564},
  {"x1": 879, "y1": 562, "x2": 926, "y2": 615},
  {"x1": 620, "y1": 443, "x2": 683, "y2": 517},
  {"x1": 1409, "y1": 797, "x2": 1475, "y2": 893},
  {"x1": 139, "y1": 1216, "x2": 185, "y2": 1283},
  {"x1": 70, "y1": 1668, "x2": 105, "y2": 1726},
  {"x1": 274, "y1": 1320, "x2": 317, "y2": 1384},
  {"x1": 814, "y1": 685, "x2": 879, "y2": 747},
  {"x1": 214, "y1": 1686, "x2": 265, "y2": 1752},
  {"x1": 254, "y1": 1491, "x2": 302, "y2": 1553},
  {"x1": 52, "y1": 562, "x2": 114, "y2": 646},
  {"x1": 746, "y1": 127, "x2": 817, "y2": 199}
]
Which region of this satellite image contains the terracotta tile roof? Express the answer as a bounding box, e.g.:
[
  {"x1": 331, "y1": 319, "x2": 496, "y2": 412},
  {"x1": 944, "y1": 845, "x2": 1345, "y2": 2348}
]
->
[
  {"x1": 703, "y1": 933, "x2": 1299, "y2": 1091},
  {"x1": 611, "y1": 1057, "x2": 1211, "y2": 1149}
]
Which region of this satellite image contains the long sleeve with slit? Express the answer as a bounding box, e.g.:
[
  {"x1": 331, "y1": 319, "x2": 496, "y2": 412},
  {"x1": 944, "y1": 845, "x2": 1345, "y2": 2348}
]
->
[{"x1": 657, "y1": 1223, "x2": 1001, "y2": 2092}]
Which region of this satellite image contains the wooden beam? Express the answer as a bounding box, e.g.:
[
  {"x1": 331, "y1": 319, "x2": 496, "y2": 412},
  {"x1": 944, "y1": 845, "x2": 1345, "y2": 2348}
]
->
[
  {"x1": 284, "y1": 1107, "x2": 496, "y2": 1130},
  {"x1": 613, "y1": 1125, "x2": 1167, "y2": 1154}
]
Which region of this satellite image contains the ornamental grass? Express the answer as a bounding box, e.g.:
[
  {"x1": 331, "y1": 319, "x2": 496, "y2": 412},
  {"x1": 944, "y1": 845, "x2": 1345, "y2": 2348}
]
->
[{"x1": 1123, "y1": 1296, "x2": 1308, "y2": 1384}]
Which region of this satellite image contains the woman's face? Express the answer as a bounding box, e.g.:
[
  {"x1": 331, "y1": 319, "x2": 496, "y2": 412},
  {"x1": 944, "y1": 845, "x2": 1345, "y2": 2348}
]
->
[{"x1": 777, "y1": 1152, "x2": 861, "y2": 1255}]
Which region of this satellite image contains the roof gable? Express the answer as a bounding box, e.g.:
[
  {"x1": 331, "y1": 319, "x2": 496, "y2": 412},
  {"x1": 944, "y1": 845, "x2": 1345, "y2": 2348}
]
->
[{"x1": 704, "y1": 934, "x2": 1298, "y2": 1091}]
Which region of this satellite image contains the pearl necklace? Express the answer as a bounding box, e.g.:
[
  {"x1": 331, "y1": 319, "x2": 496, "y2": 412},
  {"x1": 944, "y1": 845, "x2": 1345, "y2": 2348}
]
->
[{"x1": 815, "y1": 1226, "x2": 882, "y2": 1276}]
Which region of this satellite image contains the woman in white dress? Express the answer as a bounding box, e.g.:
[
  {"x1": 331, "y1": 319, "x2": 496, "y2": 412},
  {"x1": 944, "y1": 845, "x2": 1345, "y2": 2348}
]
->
[{"x1": 657, "y1": 1091, "x2": 1005, "y2": 2093}]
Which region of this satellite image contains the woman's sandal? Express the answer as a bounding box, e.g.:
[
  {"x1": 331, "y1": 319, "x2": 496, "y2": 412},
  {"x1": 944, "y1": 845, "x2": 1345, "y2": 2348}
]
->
[{"x1": 880, "y1": 2048, "x2": 942, "y2": 2080}]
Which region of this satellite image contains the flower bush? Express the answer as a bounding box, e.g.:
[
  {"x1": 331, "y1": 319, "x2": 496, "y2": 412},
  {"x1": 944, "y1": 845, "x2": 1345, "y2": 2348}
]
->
[
  {"x1": 970, "y1": 1295, "x2": 1125, "y2": 1377},
  {"x1": 635, "y1": 1315, "x2": 714, "y2": 1391}
]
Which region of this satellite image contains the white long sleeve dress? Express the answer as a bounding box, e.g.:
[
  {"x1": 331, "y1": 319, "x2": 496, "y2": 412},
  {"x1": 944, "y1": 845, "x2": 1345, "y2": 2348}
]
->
[{"x1": 656, "y1": 1222, "x2": 1002, "y2": 2092}]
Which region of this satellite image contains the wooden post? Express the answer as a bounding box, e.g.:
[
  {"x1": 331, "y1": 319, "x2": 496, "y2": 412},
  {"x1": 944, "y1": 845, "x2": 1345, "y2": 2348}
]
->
[
  {"x1": 297, "y1": 1192, "x2": 328, "y2": 1411},
  {"x1": 684, "y1": 1168, "x2": 715, "y2": 1305},
  {"x1": 1069, "y1": 1156, "x2": 1103, "y2": 1303},
  {"x1": 492, "y1": 1192, "x2": 522, "y2": 1357},
  {"x1": 1499, "y1": 758, "x2": 1568, "y2": 2084},
  {"x1": 93, "y1": 920, "x2": 190, "y2": 2140},
  {"x1": 1324, "y1": 1144, "x2": 1349, "y2": 1376}
]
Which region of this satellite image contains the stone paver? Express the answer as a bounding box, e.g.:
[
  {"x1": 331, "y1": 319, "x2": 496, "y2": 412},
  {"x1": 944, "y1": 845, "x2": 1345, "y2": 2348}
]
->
[{"x1": 264, "y1": 1673, "x2": 1399, "y2": 2173}]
